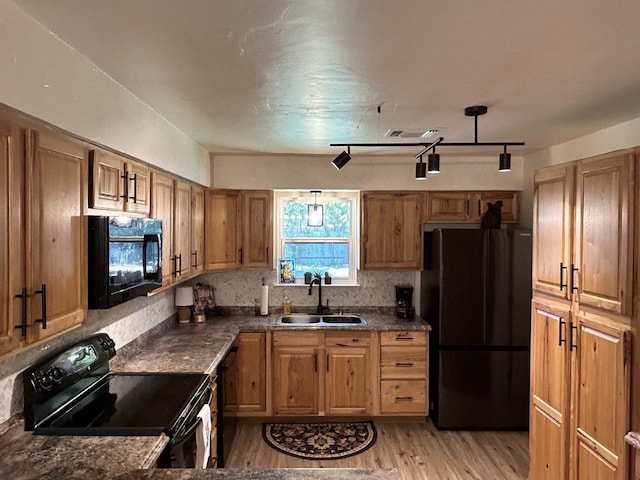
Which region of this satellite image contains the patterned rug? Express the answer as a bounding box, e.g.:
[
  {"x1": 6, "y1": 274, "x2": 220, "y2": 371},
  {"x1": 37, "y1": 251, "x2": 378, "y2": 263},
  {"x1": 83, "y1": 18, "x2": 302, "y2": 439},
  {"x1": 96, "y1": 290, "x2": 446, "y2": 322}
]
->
[{"x1": 262, "y1": 421, "x2": 377, "y2": 460}]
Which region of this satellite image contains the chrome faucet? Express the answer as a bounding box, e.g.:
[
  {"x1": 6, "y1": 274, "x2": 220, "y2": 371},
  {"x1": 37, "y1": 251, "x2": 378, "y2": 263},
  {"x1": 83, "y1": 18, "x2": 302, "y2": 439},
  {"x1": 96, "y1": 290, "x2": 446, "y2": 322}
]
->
[{"x1": 308, "y1": 274, "x2": 330, "y2": 314}]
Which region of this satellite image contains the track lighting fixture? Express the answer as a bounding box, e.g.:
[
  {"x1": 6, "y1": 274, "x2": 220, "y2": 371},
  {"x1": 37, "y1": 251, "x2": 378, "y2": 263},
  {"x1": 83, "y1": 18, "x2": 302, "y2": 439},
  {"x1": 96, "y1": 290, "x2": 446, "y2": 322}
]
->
[
  {"x1": 332, "y1": 147, "x2": 351, "y2": 170},
  {"x1": 330, "y1": 106, "x2": 524, "y2": 176},
  {"x1": 415, "y1": 155, "x2": 426, "y2": 180},
  {"x1": 427, "y1": 149, "x2": 440, "y2": 174},
  {"x1": 499, "y1": 145, "x2": 511, "y2": 172}
]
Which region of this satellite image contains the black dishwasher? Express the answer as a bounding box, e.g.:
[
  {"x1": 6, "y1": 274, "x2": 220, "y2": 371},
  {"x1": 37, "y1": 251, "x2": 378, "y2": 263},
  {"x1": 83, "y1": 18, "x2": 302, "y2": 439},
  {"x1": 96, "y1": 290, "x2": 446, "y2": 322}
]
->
[{"x1": 216, "y1": 343, "x2": 238, "y2": 467}]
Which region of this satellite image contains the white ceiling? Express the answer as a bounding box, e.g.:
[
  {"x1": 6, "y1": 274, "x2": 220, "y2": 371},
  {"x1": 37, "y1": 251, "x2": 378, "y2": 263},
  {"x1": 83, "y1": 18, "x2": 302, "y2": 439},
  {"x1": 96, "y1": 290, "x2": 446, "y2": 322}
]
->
[{"x1": 13, "y1": 0, "x2": 640, "y2": 157}]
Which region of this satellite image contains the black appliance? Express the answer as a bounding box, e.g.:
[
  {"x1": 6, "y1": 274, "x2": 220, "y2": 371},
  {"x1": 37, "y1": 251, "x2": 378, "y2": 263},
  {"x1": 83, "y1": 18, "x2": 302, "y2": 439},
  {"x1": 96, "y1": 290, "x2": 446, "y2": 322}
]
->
[
  {"x1": 421, "y1": 228, "x2": 532, "y2": 429},
  {"x1": 23, "y1": 333, "x2": 212, "y2": 468},
  {"x1": 88, "y1": 216, "x2": 162, "y2": 309},
  {"x1": 395, "y1": 285, "x2": 415, "y2": 319},
  {"x1": 216, "y1": 343, "x2": 238, "y2": 467}
]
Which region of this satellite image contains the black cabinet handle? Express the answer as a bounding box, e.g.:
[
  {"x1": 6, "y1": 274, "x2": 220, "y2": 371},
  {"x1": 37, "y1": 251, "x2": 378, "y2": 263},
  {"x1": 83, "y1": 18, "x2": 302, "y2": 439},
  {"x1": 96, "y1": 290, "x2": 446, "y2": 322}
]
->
[
  {"x1": 35, "y1": 284, "x2": 47, "y2": 330},
  {"x1": 171, "y1": 256, "x2": 178, "y2": 277},
  {"x1": 192, "y1": 250, "x2": 198, "y2": 268},
  {"x1": 395, "y1": 335, "x2": 414, "y2": 341},
  {"x1": 326, "y1": 354, "x2": 329, "y2": 372},
  {"x1": 314, "y1": 353, "x2": 318, "y2": 372},
  {"x1": 558, "y1": 317, "x2": 566, "y2": 346},
  {"x1": 395, "y1": 396, "x2": 414, "y2": 402},
  {"x1": 130, "y1": 173, "x2": 138, "y2": 203},
  {"x1": 14, "y1": 287, "x2": 27, "y2": 337},
  {"x1": 569, "y1": 323, "x2": 578, "y2": 351},
  {"x1": 239, "y1": 248, "x2": 243, "y2": 264},
  {"x1": 570, "y1": 264, "x2": 579, "y2": 292},
  {"x1": 395, "y1": 362, "x2": 415, "y2": 367},
  {"x1": 178, "y1": 253, "x2": 182, "y2": 275},
  {"x1": 120, "y1": 170, "x2": 129, "y2": 200},
  {"x1": 559, "y1": 263, "x2": 568, "y2": 291}
]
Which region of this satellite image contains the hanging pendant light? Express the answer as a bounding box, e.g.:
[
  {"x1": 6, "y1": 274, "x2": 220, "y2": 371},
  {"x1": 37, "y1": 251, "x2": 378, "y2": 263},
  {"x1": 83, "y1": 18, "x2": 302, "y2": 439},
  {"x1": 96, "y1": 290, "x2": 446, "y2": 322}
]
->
[
  {"x1": 427, "y1": 147, "x2": 440, "y2": 174},
  {"x1": 415, "y1": 155, "x2": 426, "y2": 180},
  {"x1": 499, "y1": 145, "x2": 511, "y2": 172},
  {"x1": 307, "y1": 190, "x2": 323, "y2": 226}
]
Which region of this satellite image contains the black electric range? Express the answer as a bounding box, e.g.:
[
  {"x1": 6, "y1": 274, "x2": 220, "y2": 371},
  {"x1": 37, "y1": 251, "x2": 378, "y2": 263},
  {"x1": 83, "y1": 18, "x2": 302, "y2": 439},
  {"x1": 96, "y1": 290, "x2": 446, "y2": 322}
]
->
[{"x1": 23, "y1": 333, "x2": 212, "y2": 467}]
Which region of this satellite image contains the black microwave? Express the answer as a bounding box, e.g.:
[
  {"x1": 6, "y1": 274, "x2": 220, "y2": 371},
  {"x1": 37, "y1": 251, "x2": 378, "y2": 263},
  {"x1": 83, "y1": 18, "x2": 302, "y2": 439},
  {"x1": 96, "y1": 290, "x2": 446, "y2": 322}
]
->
[{"x1": 88, "y1": 216, "x2": 162, "y2": 309}]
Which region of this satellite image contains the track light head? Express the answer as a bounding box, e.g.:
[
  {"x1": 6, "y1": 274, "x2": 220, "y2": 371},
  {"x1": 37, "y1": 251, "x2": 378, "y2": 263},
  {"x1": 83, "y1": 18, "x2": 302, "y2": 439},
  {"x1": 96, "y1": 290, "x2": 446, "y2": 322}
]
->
[
  {"x1": 415, "y1": 156, "x2": 427, "y2": 180},
  {"x1": 499, "y1": 146, "x2": 511, "y2": 172},
  {"x1": 332, "y1": 148, "x2": 351, "y2": 170},
  {"x1": 427, "y1": 152, "x2": 440, "y2": 174}
]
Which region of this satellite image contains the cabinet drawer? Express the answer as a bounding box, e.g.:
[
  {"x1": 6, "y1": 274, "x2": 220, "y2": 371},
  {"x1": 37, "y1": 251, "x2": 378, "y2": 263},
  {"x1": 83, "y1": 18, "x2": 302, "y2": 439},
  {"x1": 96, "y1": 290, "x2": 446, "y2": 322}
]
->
[
  {"x1": 380, "y1": 347, "x2": 427, "y2": 379},
  {"x1": 325, "y1": 332, "x2": 371, "y2": 347},
  {"x1": 273, "y1": 331, "x2": 323, "y2": 346},
  {"x1": 380, "y1": 380, "x2": 427, "y2": 414},
  {"x1": 380, "y1": 331, "x2": 427, "y2": 346}
]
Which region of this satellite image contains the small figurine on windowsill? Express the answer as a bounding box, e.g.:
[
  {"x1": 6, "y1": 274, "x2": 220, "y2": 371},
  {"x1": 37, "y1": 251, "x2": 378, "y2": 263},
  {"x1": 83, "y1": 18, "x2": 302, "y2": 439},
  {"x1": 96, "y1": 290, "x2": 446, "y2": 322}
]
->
[{"x1": 324, "y1": 272, "x2": 332, "y2": 285}]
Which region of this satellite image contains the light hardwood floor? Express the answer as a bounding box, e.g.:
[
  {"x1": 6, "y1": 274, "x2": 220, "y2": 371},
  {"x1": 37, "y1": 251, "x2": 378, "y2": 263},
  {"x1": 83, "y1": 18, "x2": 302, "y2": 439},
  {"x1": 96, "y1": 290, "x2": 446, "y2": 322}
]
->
[{"x1": 226, "y1": 420, "x2": 529, "y2": 480}]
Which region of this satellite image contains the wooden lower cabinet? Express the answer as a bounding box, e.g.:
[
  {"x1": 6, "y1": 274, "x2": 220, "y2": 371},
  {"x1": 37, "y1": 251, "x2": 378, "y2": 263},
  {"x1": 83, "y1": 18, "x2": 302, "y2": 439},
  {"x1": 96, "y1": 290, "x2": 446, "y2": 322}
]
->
[
  {"x1": 223, "y1": 332, "x2": 267, "y2": 414},
  {"x1": 325, "y1": 332, "x2": 372, "y2": 415},
  {"x1": 529, "y1": 299, "x2": 631, "y2": 480},
  {"x1": 379, "y1": 331, "x2": 428, "y2": 415},
  {"x1": 272, "y1": 332, "x2": 321, "y2": 415}
]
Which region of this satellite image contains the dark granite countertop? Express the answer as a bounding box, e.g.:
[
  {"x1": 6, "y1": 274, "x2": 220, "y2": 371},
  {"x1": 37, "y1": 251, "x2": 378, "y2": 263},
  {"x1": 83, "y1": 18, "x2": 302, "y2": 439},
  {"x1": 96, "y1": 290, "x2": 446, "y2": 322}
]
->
[{"x1": 0, "y1": 311, "x2": 423, "y2": 479}]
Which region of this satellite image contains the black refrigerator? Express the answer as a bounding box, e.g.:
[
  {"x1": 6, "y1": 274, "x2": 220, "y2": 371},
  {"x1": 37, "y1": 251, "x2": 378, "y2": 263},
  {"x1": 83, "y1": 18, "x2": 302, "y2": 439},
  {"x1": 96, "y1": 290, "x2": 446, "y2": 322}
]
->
[{"x1": 421, "y1": 228, "x2": 532, "y2": 430}]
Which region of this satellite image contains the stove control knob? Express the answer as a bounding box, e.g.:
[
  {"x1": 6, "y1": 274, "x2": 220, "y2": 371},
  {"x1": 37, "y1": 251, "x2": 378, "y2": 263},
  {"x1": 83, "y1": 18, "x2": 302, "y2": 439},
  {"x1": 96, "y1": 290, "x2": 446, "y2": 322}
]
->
[
  {"x1": 38, "y1": 374, "x2": 53, "y2": 390},
  {"x1": 51, "y1": 367, "x2": 64, "y2": 382}
]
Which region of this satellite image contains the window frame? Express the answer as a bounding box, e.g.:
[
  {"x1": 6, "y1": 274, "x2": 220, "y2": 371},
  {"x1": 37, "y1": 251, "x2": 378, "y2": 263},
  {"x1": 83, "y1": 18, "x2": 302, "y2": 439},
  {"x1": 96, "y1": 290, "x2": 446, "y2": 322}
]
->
[{"x1": 274, "y1": 190, "x2": 360, "y2": 285}]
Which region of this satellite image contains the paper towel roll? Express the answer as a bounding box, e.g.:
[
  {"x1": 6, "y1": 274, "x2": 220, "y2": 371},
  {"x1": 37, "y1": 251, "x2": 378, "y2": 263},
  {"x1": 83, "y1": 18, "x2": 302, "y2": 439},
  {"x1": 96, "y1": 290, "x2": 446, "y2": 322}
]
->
[{"x1": 260, "y1": 284, "x2": 269, "y2": 316}]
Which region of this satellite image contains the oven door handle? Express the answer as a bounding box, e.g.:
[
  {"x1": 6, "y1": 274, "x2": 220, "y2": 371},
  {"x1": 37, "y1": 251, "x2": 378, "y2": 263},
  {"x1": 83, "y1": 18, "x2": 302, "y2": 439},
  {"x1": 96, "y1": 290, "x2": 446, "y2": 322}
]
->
[{"x1": 172, "y1": 415, "x2": 203, "y2": 445}]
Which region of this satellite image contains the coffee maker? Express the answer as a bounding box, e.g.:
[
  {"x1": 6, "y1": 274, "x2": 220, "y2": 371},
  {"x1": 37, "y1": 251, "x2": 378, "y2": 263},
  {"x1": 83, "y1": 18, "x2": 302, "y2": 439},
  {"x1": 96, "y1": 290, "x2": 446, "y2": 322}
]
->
[{"x1": 395, "y1": 285, "x2": 415, "y2": 319}]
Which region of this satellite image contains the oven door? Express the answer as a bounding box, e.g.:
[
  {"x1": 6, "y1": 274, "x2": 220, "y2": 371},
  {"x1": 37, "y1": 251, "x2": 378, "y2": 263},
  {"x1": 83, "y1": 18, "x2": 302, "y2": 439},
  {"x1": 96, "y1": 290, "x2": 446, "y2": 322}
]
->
[{"x1": 158, "y1": 381, "x2": 213, "y2": 468}]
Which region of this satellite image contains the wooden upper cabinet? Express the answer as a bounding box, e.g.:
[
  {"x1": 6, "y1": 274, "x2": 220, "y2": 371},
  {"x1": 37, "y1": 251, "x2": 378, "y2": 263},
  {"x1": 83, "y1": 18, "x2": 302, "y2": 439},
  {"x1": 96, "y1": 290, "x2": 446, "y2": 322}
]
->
[
  {"x1": 191, "y1": 185, "x2": 205, "y2": 274},
  {"x1": 204, "y1": 189, "x2": 272, "y2": 271},
  {"x1": 574, "y1": 151, "x2": 634, "y2": 315},
  {"x1": 361, "y1": 192, "x2": 422, "y2": 270},
  {"x1": 173, "y1": 179, "x2": 192, "y2": 279},
  {"x1": 0, "y1": 119, "x2": 26, "y2": 356},
  {"x1": 425, "y1": 191, "x2": 471, "y2": 222},
  {"x1": 532, "y1": 164, "x2": 575, "y2": 300},
  {"x1": 424, "y1": 191, "x2": 519, "y2": 223},
  {"x1": 241, "y1": 191, "x2": 273, "y2": 270},
  {"x1": 27, "y1": 130, "x2": 87, "y2": 343},
  {"x1": 151, "y1": 171, "x2": 174, "y2": 286},
  {"x1": 204, "y1": 189, "x2": 242, "y2": 271},
  {"x1": 89, "y1": 149, "x2": 150, "y2": 215}
]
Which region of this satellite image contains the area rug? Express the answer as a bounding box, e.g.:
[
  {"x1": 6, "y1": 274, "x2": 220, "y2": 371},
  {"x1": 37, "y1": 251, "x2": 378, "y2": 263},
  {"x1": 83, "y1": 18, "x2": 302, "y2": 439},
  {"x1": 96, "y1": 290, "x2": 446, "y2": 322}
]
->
[{"x1": 262, "y1": 421, "x2": 377, "y2": 460}]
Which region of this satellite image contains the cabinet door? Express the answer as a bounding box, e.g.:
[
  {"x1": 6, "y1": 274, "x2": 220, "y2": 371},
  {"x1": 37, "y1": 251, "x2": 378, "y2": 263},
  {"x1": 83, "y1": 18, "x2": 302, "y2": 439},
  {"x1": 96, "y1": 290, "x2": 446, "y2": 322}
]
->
[
  {"x1": 125, "y1": 161, "x2": 151, "y2": 215},
  {"x1": 529, "y1": 302, "x2": 571, "y2": 480},
  {"x1": 574, "y1": 152, "x2": 634, "y2": 315},
  {"x1": 474, "y1": 191, "x2": 519, "y2": 223},
  {"x1": 326, "y1": 344, "x2": 371, "y2": 415},
  {"x1": 191, "y1": 185, "x2": 205, "y2": 275},
  {"x1": 573, "y1": 315, "x2": 630, "y2": 480},
  {"x1": 241, "y1": 191, "x2": 272, "y2": 269},
  {"x1": 151, "y1": 171, "x2": 174, "y2": 286},
  {"x1": 204, "y1": 189, "x2": 241, "y2": 271},
  {"x1": 28, "y1": 131, "x2": 86, "y2": 342},
  {"x1": 361, "y1": 192, "x2": 422, "y2": 270},
  {"x1": 173, "y1": 179, "x2": 192, "y2": 279},
  {"x1": 272, "y1": 346, "x2": 319, "y2": 415},
  {"x1": 88, "y1": 149, "x2": 125, "y2": 211},
  {"x1": 532, "y1": 164, "x2": 575, "y2": 299},
  {"x1": 224, "y1": 333, "x2": 266, "y2": 413},
  {"x1": 425, "y1": 191, "x2": 470, "y2": 222},
  {"x1": 0, "y1": 120, "x2": 25, "y2": 356}
]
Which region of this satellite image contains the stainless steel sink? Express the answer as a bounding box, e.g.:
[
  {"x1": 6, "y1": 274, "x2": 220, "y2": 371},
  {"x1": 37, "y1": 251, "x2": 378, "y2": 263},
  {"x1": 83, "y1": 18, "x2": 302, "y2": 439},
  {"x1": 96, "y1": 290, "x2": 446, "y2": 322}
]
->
[{"x1": 277, "y1": 314, "x2": 366, "y2": 326}]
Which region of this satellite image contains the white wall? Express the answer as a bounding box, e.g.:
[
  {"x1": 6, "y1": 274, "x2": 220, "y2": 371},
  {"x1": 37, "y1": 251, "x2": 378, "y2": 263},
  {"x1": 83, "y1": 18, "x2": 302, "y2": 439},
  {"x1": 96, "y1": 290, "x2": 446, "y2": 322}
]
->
[{"x1": 0, "y1": 0, "x2": 209, "y2": 185}]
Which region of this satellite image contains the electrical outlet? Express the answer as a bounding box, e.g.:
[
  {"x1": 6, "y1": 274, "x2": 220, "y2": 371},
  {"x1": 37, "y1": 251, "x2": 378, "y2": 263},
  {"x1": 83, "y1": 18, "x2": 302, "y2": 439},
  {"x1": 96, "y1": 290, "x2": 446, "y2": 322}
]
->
[{"x1": 364, "y1": 276, "x2": 376, "y2": 288}]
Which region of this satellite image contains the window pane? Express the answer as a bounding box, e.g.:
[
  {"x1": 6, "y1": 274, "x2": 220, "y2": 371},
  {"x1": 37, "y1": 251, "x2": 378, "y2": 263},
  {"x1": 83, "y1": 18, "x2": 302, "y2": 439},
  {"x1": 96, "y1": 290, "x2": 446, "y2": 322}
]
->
[
  {"x1": 284, "y1": 242, "x2": 350, "y2": 278},
  {"x1": 283, "y1": 200, "x2": 351, "y2": 238}
]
